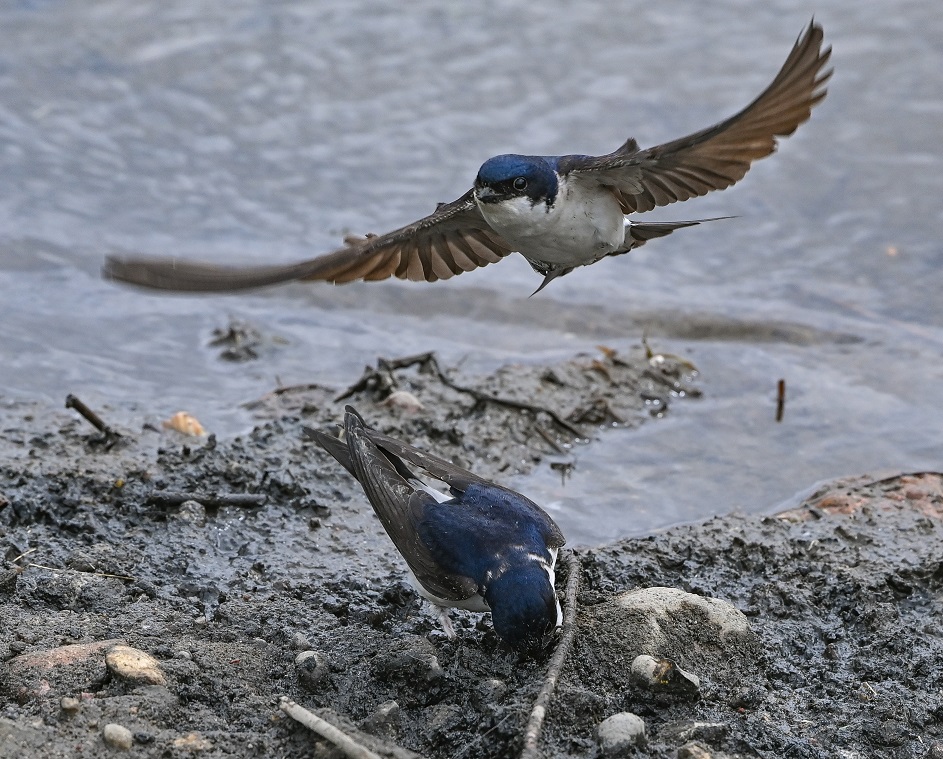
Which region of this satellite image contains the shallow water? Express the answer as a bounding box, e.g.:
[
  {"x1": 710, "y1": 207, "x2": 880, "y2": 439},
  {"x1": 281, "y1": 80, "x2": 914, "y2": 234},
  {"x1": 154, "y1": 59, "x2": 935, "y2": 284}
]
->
[{"x1": 1, "y1": 1, "x2": 941, "y2": 544}]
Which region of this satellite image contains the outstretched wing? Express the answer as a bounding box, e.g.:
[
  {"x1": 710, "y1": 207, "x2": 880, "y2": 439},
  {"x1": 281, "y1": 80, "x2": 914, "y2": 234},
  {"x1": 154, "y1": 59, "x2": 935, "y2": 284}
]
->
[
  {"x1": 102, "y1": 190, "x2": 515, "y2": 292},
  {"x1": 557, "y1": 21, "x2": 832, "y2": 214}
]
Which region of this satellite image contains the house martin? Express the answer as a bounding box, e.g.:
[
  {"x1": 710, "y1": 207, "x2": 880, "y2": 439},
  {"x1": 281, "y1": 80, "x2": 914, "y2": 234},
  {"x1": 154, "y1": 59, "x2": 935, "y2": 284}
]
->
[
  {"x1": 304, "y1": 406, "x2": 566, "y2": 651},
  {"x1": 103, "y1": 22, "x2": 830, "y2": 294}
]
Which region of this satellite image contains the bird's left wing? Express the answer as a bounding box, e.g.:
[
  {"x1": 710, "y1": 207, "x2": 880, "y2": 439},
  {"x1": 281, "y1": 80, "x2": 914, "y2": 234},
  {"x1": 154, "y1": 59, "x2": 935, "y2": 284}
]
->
[
  {"x1": 556, "y1": 21, "x2": 831, "y2": 214},
  {"x1": 334, "y1": 411, "x2": 480, "y2": 602},
  {"x1": 102, "y1": 191, "x2": 514, "y2": 292}
]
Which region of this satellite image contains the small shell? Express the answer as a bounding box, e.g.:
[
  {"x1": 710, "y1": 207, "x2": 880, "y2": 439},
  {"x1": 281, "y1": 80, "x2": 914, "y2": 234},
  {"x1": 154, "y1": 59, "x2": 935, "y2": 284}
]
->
[{"x1": 162, "y1": 411, "x2": 206, "y2": 436}]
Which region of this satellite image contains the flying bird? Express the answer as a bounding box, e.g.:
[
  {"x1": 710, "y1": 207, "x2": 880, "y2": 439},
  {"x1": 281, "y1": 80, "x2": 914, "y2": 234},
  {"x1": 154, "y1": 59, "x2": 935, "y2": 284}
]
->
[
  {"x1": 103, "y1": 22, "x2": 830, "y2": 294},
  {"x1": 305, "y1": 407, "x2": 566, "y2": 651}
]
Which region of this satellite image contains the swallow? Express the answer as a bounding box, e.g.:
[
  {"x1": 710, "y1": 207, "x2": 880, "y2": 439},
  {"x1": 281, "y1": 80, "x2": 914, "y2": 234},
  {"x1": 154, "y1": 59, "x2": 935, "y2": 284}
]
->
[
  {"x1": 103, "y1": 22, "x2": 830, "y2": 294},
  {"x1": 305, "y1": 406, "x2": 566, "y2": 651}
]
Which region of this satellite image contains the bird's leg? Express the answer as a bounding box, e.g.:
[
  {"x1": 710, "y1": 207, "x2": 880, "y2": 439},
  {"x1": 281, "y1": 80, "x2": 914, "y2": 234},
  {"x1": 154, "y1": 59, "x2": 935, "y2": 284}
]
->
[{"x1": 432, "y1": 605, "x2": 456, "y2": 638}]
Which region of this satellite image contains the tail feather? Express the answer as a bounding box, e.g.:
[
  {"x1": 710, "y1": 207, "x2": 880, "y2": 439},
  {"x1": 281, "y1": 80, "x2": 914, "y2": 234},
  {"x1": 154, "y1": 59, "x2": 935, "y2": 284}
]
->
[{"x1": 620, "y1": 216, "x2": 733, "y2": 253}]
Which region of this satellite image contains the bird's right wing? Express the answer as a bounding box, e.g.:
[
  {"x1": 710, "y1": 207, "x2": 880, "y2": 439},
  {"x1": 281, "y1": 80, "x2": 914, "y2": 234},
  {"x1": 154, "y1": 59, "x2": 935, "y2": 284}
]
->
[{"x1": 102, "y1": 190, "x2": 515, "y2": 291}]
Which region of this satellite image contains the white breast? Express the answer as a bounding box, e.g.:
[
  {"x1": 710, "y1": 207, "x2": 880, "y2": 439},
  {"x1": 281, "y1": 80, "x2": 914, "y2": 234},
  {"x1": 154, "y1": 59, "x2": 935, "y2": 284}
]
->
[{"x1": 478, "y1": 177, "x2": 625, "y2": 266}]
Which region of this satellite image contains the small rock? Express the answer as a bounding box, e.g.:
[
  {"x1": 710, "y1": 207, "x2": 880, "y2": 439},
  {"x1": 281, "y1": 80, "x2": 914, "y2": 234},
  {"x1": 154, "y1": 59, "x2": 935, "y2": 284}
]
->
[
  {"x1": 360, "y1": 700, "x2": 400, "y2": 739},
  {"x1": 925, "y1": 742, "x2": 943, "y2": 759},
  {"x1": 727, "y1": 685, "x2": 766, "y2": 709},
  {"x1": 175, "y1": 500, "x2": 207, "y2": 526},
  {"x1": 478, "y1": 678, "x2": 507, "y2": 702},
  {"x1": 290, "y1": 632, "x2": 310, "y2": 651},
  {"x1": 174, "y1": 650, "x2": 192, "y2": 660},
  {"x1": 102, "y1": 723, "x2": 133, "y2": 750},
  {"x1": 295, "y1": 650, "x2": 330, "y2": 690},
  {"x1": 4, "y1": 639, "x2": 122, "y2": 700},
  {"x1": 597, "y1": 712, "x2": 646, "y2": 756},
  {"x1": 105, "y1": 645, "x2": 166, "y2": 686},
  {"x1": 631, "y1": 655, "x2": 700, "y2": 697},
  {"x1": 373, "y1": 644, "x2": 444, "y2": 684},
  {"x1": 134, "y1": 731, "x2": 155, "y2": 744},
  {"x1": 60, "y1": 696, "x2": 81, "y2": 715}
]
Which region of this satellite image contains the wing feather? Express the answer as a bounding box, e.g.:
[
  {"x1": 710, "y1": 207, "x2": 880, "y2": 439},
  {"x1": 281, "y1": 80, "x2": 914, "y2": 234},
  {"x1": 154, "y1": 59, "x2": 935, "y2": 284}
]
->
[
  {"x1": 558, "y1": 21, "x2": 831, "y2": 214},
  {"x1": 102, "y1": 190, "x2": 515, "y2": 292}
]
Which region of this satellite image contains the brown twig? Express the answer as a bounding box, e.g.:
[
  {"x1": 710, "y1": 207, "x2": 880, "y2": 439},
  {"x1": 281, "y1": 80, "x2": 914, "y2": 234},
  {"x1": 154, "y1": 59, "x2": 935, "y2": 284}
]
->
[
  {"x1": 775, "y1": 378, "x2": 786, "y2": 422},
  {"x1": 335, "y1": 352, "x2": 586, "y2": 438},
  {"x1": 147, "y1": 491, "x2": 267, "y2": 508},
  {"x1": 243, "y1": 382, "x2": 334, "y2": 409},
  {"x1": 26, "y1": 563, "x2": 135, "y2": 582},
  {"x1": 279, "y1": 697, "x2": 425, "y2": 759},
  {"x1": 65, "y1": 394, "x2": 122, "y2": 442},
  {"x1": 520, "y1": 550, "x2": 582, "y2": 759}
]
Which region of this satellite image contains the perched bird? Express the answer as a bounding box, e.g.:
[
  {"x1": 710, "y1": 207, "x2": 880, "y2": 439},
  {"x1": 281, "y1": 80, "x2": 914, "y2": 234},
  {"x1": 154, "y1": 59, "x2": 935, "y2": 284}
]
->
[
  {"x1": 305, "y1": 407, "x2": 566, "y2": 651},
  {"x1": 103, "y1": 22, "x2": 830, "y2": 295}
]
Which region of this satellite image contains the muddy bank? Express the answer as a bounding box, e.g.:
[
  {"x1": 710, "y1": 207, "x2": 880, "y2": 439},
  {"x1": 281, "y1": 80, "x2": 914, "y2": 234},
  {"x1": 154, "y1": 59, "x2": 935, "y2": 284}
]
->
[{"x1": 1, "y1": 347, "x2": 940, "y2": 758}]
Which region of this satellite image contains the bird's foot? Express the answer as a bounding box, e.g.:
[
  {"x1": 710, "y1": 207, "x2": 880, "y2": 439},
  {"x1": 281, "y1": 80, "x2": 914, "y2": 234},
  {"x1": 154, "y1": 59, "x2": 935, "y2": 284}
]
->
[{"x1": 434, "y1": 606, "x2": 457, "y2": 639}]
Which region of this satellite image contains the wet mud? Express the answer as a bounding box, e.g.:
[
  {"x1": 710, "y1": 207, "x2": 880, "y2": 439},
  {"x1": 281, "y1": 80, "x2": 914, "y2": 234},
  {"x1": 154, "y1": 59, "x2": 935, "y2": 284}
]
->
[{"x1": 1, "y1": 345, "x2": 940, "y2": 758}]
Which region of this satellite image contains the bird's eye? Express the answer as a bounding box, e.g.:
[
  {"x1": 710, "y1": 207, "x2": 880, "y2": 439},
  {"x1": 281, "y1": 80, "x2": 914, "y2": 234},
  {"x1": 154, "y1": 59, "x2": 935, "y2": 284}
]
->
[{"x1": 513, "y1": 177, "x2": 527, "y2": 191}]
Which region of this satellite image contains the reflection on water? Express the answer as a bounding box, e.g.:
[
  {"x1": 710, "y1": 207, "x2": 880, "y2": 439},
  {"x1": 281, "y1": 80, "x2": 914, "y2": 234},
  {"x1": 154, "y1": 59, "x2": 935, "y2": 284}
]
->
[{"x1": 1, "y1": 1, "x2": 941, "y2": 544}]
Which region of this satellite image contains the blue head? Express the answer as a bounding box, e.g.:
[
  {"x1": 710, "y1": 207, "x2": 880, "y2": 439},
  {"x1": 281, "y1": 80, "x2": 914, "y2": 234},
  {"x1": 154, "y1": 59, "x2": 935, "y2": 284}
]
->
[
  {"x1": 484, "y1": 561, "x2": 561, "y2": 651},
  {"x1": 474, "y1": 154, "x2": 558, "y2": 208}
]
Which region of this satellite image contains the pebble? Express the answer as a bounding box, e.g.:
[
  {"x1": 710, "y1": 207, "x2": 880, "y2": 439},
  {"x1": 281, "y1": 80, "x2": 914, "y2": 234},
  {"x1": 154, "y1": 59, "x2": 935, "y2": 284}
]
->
[
  {"x1": 295, "y1": 650, "x2": 330, "y2": 690},
  {"x1": 373, "y1": 645, "x2": 444, "y2": 684},
  {"x1": 60, "y1": 696, "x2": 81, "y2": 715},
  {"x1": 105, "y1": 645, "x2": 167, "y2": 686},
  {"x1": 102, "y1": 723, "x2": 133, "y2": 750},
  {"x1": 173, "y1": 650, "x2": 192, "y2": 660},
  {"x1": 631, "y1": 655, "x2": 700, "y2": 697},
  {"x1": 478, "y1": 678, "x2": 507, "y2": 702},
  {"x1": 926, "y1": 742, "x2": 943, "y2": 759},
  {"x1": 597, "y1": 712, "x2": 646, "y2": 756},
  {"x1": 175, "y1": 500, "x2": 207, "y2": 526},
  {"x1": 360, "y1": 700, "x2": 400, "y2": 739},
  {"x1": 290, "y1": 632, "x2": 310, "y2": 651}
]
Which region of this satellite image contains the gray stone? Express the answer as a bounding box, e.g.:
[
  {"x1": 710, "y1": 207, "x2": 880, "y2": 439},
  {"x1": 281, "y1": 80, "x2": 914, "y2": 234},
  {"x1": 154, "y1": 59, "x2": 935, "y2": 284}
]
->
[
  {"x1": 59, "y1": 696, "x2": 81, "y2": 715},
  {"x1": 585, "y1": 587, "x2": 758, "y2": 685},
  {"x1": 360, "y1": 700, "x2": 400, "y2": 739},
  {"x1": 4, "y1": 639, "x2": 122, "y2": 700},
  {"x1": 102, "y1": 723, "x2": 133, "y2": 750},
  {"x1": 174, "y1": 500, "x2": 207, "y2": 526},
  {"x1": 597, "y1": 712, "x2": 646, "y2": 756},
  {"x1": 478, "y1": 678, "x2": 507, "y2": 702},
  {"x1": 294, "y1": 650, "x2": 330, "y2": 691},
  {"x1": 290, "y1": 632, "x2": 310, "y2": 651}
]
